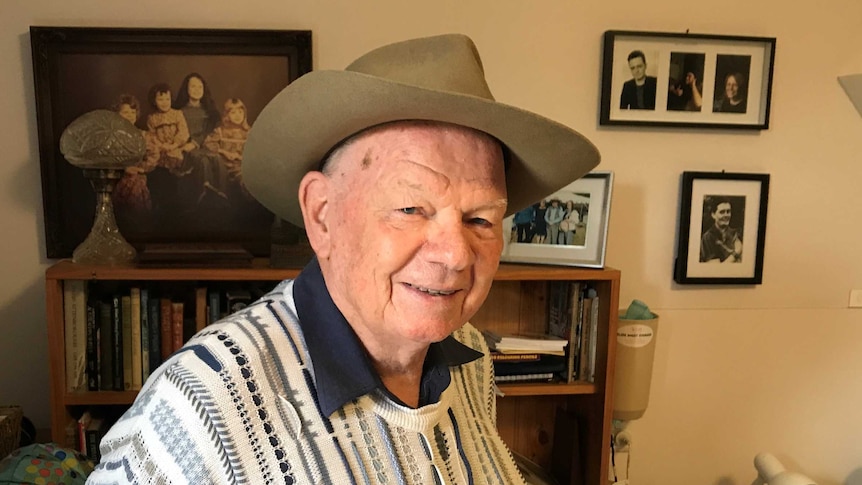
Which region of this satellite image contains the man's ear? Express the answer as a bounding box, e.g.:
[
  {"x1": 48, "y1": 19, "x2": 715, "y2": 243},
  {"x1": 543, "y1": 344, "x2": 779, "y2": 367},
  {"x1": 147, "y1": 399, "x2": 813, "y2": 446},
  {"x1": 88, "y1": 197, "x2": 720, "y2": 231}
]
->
[{"x1": 298, "y1": 171, "x2": 332, "y2": 259}]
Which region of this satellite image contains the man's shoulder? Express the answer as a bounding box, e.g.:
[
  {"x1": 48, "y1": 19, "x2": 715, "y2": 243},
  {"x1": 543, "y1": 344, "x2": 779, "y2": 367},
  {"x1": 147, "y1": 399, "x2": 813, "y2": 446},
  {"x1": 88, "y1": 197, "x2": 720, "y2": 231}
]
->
[
  {"x1": 171, "y1": 281, "x2": 299, "y2": 370},
  {"x1": 453, "y1": 322, "x2": 489, "y2": 354}
]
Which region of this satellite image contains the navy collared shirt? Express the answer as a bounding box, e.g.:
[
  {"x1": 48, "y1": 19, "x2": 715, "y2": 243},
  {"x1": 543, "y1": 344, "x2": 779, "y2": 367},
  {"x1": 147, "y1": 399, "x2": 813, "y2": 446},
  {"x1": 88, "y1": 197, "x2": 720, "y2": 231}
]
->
[{"x1": 292, "y1": 258, "x2": 483, "y2": 417}]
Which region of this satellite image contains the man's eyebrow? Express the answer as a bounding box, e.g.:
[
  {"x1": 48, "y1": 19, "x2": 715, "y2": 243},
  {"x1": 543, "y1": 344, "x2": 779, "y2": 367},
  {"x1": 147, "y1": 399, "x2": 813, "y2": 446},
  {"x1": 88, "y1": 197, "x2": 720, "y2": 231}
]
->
[{"x1": 472, "y1": 198, "x2": 508, "y2": 212}]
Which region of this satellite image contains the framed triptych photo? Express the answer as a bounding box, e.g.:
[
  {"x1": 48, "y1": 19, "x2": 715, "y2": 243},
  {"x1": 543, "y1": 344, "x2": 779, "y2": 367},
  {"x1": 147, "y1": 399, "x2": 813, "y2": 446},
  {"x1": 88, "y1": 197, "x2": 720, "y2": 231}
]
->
[{"x1": 600, "y1": 30, "x2": 776, "y2": 129}]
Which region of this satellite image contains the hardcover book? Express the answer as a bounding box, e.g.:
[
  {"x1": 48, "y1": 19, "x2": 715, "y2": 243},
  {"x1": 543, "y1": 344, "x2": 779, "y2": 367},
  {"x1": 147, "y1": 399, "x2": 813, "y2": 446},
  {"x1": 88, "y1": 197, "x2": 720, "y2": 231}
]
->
[{"x1": 63, "y1": 280, "x2": 87, "y2": 392}]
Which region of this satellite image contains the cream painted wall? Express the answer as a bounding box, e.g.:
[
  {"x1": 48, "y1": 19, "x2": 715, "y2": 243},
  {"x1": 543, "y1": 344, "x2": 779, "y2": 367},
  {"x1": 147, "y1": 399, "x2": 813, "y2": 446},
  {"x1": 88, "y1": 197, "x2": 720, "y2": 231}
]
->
[{"x1": 1, "y1": 1, "x2": 860, "y2": 483}]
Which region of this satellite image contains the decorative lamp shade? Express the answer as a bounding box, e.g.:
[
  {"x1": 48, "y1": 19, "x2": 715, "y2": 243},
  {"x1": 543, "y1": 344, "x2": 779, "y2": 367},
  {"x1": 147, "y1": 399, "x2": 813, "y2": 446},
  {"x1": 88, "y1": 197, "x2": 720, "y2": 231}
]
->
[
  {"x1": 752, "y1": 453, "x2": 816, "y2": 485},
  {"x1": 58, "y1": 109, "x2": 145, "y2": 265},
  {"x1": 59, "y1": 109, "x2": 145, "y2": 169}
]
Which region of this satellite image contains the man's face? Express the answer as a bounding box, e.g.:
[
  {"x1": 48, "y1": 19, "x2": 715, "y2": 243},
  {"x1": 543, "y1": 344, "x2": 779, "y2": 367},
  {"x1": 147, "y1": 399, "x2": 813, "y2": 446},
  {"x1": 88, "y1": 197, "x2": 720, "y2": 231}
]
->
[
  {"x1": 315, "y1": 122, "x2": 507, "y2": 347},
  {"x1": 711, "y1": 202, "x2": 732, "y2": 228},
  {"x1": 628, "y1": 56, "x2": 646, "y2": 82}
]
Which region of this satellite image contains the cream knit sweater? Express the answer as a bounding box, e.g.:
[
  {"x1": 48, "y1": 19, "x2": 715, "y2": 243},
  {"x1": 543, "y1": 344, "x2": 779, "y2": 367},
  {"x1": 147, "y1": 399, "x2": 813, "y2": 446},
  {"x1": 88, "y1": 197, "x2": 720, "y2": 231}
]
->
[{"x1": 86, "y1": 280, "x2": 526, "y2": 484}]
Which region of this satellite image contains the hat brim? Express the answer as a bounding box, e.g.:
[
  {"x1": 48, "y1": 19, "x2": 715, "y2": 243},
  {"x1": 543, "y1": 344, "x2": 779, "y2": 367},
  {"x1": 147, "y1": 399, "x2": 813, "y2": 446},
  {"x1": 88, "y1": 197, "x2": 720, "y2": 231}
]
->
[{"x1": 243, "y1": 70, "x2": 601, "y2": 227}]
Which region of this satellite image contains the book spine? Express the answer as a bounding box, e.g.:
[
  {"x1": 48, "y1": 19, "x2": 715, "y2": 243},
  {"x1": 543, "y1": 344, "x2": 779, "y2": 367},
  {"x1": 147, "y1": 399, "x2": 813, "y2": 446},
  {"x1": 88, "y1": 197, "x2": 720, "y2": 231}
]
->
[
  {"x1": 85, "y1": 290, "x2": 99, "y2": 391},
  {"x1": 565, "y1": 282, "x2": 582, "y2": 383},
  {"x1": 490, "y1": 352, "x2": 541, "y2": 362},
  {"x1": 64, "y1": 280, "x2": 87, "y2": 392},
  {"x1": 171, "y1": 302, "x2": 185, "y2": 353},
  {"x1": 160, "y1": 298, "x2": 173, "y2": 361},
  {"x1": 546, "y1": 281, "x2": 569, "y2": 339},
  {"x1": 195, "y1": 287, "x2": 207, "y2": 333},
  {"x1": 77, "y1": 411, "x2": 91, "y2": 455},
  {"x1": 121, "y1": 294, "x2": 133, "y2": 391},
  {"x1": 84, "y1": 417, "x2": 105, "y2": 463},
  {"x1": 587, "y1": 290, "x2": 600, "y2": 382},
  {"x1": 578, "y1": 288, "x2": 592, "y2": 382},
  {"x1": 98, "y1": 301, "x2": 113, "y2": 391},
  {"x1": 140, "y1": 288, "x2": 150, "y2": 382},
  {"x1": 494, "y1": 373, "x2": 555, "y2": 382},
  {"x1": 208, "y1": 289, "x2": 221, "y2": 325},
  {"x1": 148, "y1": 294, "x2": 162, "y2": 374},
  {"x1": 130, "y1": 288, "x2": 142, "y2": 390},
  {"x1": 85, "y1": 426, "x2": 101, "y2": 462},
  {"x1": 111, "y1": 295, "x2": 123, "y2": 391}
]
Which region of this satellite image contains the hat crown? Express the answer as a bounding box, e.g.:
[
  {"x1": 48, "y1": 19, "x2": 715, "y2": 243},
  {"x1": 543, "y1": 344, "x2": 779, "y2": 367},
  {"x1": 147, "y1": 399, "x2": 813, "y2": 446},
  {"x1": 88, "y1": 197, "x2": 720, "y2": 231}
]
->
[{"x1": 345, "y1": 34, "x2": 495, "y2": 101}]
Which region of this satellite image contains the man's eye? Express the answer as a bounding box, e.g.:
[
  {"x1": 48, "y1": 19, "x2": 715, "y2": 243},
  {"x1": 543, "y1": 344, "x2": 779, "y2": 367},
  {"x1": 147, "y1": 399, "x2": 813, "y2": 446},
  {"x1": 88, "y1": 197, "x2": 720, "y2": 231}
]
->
[
  {"x1": 399, "y1": 207, "x2": 419, "y2": 215},
  {"x1": 468, "y1": 217, "x2": 491, "y2": 227}
]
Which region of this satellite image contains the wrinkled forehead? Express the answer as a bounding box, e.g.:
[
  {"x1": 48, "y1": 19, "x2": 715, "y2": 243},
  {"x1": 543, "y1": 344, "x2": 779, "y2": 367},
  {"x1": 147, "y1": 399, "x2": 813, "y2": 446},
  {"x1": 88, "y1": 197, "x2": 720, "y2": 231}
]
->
[{"x1": 323, "y1": 120, "x2": 506, "y2": 175}]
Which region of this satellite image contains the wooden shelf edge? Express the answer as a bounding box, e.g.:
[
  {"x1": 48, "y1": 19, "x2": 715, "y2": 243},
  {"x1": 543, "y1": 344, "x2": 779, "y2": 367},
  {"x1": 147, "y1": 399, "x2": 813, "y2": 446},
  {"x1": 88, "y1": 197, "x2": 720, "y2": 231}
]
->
[
  {"x1": 496, "y1": 382, "x2": 597, "y2": 397},
  {"x1": 45, "y1": 259, "x2": 302, "y2": 281},
  {"x1": 46, "y1": 259, "x2": 619, "y2": 283},
  {"x1": 65, "y1": 391, "x2": 139, "y2": 406}
]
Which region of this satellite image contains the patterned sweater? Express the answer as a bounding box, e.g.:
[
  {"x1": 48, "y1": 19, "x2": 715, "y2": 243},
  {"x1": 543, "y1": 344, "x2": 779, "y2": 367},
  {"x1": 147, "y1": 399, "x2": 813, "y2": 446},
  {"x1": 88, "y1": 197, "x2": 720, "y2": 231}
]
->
[{"x1": 86, "y1": 280, "x2": 526, "y2": 484}]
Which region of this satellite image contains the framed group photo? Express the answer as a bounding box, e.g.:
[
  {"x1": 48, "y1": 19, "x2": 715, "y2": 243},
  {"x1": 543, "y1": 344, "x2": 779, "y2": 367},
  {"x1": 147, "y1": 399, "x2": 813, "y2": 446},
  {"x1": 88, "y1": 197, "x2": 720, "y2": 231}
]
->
[
  {"x1": 30, "y1": 27, "x2": 312, "y2": 258},
  {"x1": 501, "y1": 171, "x2": 614, "y2": 268},
  {"x1": 600, "y1": 30, "x2": 776, "y2": 129},
  {"x1": 673, "y1": 172, "x2": 770, "y2": 284}
]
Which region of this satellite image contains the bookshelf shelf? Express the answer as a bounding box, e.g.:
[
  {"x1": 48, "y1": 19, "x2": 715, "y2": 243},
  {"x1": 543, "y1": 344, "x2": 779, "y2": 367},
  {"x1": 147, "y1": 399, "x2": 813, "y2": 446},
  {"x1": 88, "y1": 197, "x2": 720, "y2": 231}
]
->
[
  {"x1": 64, "y1": 391, "x2": 140, "y2": 406},
  {"x1": 45, "y1": 259, "x2": 620, "y2": 485},
  {"x1": 497, "y1": 382, "x2": 597, "y2": 396}
]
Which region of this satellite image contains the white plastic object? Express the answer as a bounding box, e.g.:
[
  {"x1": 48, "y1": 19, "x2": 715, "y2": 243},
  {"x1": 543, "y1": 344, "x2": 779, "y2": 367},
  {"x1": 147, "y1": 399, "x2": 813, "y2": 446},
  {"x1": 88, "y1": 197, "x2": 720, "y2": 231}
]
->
[{"x1": 752, "y1": 452, "x2": 816, "y2": 485}]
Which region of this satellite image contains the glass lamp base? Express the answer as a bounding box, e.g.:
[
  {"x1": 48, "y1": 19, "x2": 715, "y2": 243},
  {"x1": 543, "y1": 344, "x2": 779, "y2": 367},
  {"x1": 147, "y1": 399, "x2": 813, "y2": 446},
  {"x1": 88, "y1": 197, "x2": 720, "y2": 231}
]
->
[{"x1": 72, "y1": 169, "x2": 136, "y2": 265}]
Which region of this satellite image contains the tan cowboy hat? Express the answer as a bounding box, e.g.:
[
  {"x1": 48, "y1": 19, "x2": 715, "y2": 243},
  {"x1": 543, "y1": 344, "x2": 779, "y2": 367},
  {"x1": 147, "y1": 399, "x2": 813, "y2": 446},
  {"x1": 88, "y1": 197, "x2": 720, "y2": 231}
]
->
[{"x1": 243, "y1": 33, "x2": 600, "y2": 227}]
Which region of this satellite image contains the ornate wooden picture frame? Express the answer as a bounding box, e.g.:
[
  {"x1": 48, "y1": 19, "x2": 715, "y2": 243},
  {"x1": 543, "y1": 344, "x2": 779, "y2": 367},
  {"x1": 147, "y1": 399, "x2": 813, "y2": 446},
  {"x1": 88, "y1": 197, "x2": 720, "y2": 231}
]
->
[{"x1": 30, "y1": 27, "x2": 312, "y2": 258}]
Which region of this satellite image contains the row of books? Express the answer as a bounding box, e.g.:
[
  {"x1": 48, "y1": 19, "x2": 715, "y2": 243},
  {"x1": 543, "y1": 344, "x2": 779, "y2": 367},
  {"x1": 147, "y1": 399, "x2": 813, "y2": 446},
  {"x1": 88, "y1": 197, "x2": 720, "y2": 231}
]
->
[
  {"x1": 548, "y1": 280, "x2": 600, "y2": 383},
  {"x1": 63, "y1": 280, "x2": 264, "y2": 392},
  {"x1": 73, "y1": 410, "x2": 110, "y2": 462},
  {"x1": 484, "y1": 329, "x2": 568, "y2": 383},
  {"x1": 483, "y1": 280, "x2": 600, "y2": 384}
]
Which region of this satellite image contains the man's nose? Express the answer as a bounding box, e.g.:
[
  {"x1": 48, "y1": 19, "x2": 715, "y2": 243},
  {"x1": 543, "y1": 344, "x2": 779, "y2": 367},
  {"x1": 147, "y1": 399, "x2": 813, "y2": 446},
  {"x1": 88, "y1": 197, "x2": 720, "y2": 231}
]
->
[{"x1": 424, "y1": 219, "x2": 474, "y2": 270}]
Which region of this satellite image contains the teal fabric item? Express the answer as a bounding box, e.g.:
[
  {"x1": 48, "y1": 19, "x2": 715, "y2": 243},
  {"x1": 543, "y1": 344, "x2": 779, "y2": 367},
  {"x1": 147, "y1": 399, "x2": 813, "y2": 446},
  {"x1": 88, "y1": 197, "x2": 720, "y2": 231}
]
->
[
  {"x1": 0, "y1": 443, "x2": 93, "y2": 485},
  {"x1": 623, "y1": 299, "x2": 656, "y2": 319}
]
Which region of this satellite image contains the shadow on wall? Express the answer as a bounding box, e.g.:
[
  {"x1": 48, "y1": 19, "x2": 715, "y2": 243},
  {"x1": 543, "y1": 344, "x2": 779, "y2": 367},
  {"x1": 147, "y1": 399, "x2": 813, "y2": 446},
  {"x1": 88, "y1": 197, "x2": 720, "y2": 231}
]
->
[
  {"x1": 846, "y1": 467, "x2": 862, "y2": 485},
  {"x1": 0, "y1": 278, "x2": 51, "y2": 430}
]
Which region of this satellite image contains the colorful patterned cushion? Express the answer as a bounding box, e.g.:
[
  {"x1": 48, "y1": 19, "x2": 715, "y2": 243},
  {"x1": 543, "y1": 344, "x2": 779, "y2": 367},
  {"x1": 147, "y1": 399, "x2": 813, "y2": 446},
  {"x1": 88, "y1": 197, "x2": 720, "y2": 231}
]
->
[{"x1": 0, "y1": 443, "x2": 93, "y2": 485}]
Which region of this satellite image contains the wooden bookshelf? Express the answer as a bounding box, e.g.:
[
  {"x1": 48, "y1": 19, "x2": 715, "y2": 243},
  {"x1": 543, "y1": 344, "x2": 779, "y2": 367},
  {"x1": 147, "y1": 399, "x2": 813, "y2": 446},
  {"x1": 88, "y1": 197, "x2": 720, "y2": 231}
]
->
[{"x1": 45, "y1": 259, "x2": 619, "y2": 484}]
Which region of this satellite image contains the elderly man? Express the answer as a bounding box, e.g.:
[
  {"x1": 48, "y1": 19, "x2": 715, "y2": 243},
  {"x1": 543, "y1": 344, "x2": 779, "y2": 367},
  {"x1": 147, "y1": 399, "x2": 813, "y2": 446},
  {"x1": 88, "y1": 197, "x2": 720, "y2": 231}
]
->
[{"x1": 88, "y1": 34, "x2": 599, "y2": 484}]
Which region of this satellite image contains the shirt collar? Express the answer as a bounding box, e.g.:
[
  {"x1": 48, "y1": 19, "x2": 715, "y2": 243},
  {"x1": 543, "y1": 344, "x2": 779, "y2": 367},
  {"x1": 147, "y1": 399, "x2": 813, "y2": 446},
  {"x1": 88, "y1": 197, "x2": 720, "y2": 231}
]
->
[{"x1": 292, "y1": 257, "x2": 482, "y2": 416}]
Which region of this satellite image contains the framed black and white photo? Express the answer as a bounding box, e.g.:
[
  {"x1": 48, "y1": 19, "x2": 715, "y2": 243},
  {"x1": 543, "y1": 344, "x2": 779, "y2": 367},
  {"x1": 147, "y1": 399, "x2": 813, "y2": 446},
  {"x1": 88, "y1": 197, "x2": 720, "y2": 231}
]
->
[
  {"x1": 501, "y1": 172, "x2": 613, "y2": 268},
  {"x1": 674, "y1": 172, "x2": 770, "y2": 284},
  {"x1": 30, "y1": 27, "x2": 312, "y2": 258},
  {"x1": 600, "y1": 30, "x2": 776, "y2": 129}
]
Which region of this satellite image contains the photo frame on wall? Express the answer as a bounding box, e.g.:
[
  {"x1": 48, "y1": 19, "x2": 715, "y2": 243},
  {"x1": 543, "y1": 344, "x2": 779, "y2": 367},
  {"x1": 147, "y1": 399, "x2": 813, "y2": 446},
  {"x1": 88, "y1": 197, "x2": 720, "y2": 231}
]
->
[
  {"x1": 501, "y1": 171, "x2": 613, "y2": 268},
  {"x1": 30, "y1": 27, "x2": 312, "y2": 258},
  {"x1": 674, "y1": 171, "x2": 770, "y2": 284},
  {"x1": 600, "y1": 30, "x2": 776, "y2": 129}
]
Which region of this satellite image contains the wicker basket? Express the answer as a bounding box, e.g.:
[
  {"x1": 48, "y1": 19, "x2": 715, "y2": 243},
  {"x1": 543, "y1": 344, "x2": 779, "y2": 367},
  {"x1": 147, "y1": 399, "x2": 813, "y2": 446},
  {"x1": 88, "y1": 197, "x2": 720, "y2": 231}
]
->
[{"x1": 0, "y1": 405, "x2": 22, "y2": 459}]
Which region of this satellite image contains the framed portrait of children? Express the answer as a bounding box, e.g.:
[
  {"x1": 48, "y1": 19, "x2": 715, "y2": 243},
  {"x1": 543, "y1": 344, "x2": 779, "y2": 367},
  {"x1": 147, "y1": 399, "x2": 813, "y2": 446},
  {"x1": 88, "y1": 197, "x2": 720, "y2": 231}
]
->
[
  {"x1": 599, "y1": 30, "x2": 776, "y2": 129},
  {"x1": 30, "y1": 27, "x2": 312, "y2": 258},
  {"x1": 501, "y1": 172, "x2": 614, "y2": 269},
  {"x1": 673, "y1": 171, "x2": 770, "y2": 285}
]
